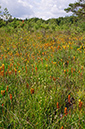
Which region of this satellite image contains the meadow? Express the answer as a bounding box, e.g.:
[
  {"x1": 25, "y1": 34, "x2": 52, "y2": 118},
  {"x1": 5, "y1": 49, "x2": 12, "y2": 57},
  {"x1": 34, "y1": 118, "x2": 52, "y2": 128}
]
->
[{"x1": 0, "y1": 22, "x2": 85, "y2": 129}]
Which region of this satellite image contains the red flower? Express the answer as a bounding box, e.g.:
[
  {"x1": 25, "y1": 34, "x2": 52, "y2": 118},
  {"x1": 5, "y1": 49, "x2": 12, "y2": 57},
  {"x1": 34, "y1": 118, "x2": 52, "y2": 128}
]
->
[{"x1": 53, "y1": 77, "x2": 56, "y2": 81}]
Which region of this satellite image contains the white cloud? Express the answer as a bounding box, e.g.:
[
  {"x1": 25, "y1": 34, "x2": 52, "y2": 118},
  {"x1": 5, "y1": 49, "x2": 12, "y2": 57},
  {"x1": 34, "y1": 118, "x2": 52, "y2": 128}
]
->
[{"x1": 0, "y1": 0, "x2": 76, "y2": 20}]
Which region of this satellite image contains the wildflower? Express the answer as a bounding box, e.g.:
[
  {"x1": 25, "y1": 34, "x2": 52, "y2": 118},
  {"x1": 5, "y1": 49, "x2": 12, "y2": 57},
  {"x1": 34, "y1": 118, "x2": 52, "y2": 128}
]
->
[
  {"x1": 74, "y1": 69, "x2": 75, "y2": 72},
  {"x1": 73, "y1": 56, "x2": 75, "y2": 60},
  {"x1": 64, "y1": 107, "x2": 68, "y2": 116},
  {"x1": 1, "y1": 90, "x2": 5, "y2": 96},
  {"x1": 53, "y1": 62, "x2": 56, "y2": 65},
  {"x1": 0, "y1": 70, "x2": 4, "y2": 77},
  {"x1": 26, "y1": 83, "x2": 29, "y2": 88},
  {"x1": 53, "y1": 77, "x2": 56, "y2": 81},
  {"x1": 64, "y1": 70, "x2": 66, "y2": 74},
  {"x1": 57, "y1": 45, "x2": 60, "y2": 50},
  {"x1": 35, "y1": 67, "x2": 37, "y2": 71},
  {"x1": 67, "y1": 69, "x2": 69, "y2": 72},
  {"x1": 2, "y1": 103, "x2": 4, "y2": 107},
  {"x1": 79, "y1": 100, "x2": 83, "y2": 110},
  {"x1": 18, "y1": 70, "x2": 20, "y2": 74},
  {"x1": 6, "y1": 86, "x2": 9, "y2": 92},
  {"x1": 8, "y1": 71, "x2": 12, "y2": 75},
  {"x1": 0, "y1": 66, "x2": 2, "y2": 71},
  {"x1": 46, "y1": 64, "x2": 48, "y2": 67},
  {"x1": 61, "y1": 126, "x2": 64, "y2": 129},
  {"x1": 81, "y1": 66, "x2": 83, "y2": 70},
  {"x1": 57, "y1": 102, "x2": 59, "y2": 109},
  {"x1": 71, "y1": 68, "x2": 73, "y2": 74},
  {"x1": 31, "y1": 88, "x2": 34, "y2": 94},
  {"x1": 10, "y1": 94, "x2": 12, "y2": 101},
  {"x1": 2, "y1": 64, "x2": 5, "y2": 71},
  {"x1": 68, "y1": 95, "x2": 70, "y2": 103}
]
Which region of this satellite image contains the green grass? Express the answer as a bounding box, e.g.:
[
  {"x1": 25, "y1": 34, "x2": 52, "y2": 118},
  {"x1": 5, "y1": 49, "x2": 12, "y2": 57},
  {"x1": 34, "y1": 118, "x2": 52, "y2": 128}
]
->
[{"x1": 0, "y1": 28, "x2": 85, "y2": 129}]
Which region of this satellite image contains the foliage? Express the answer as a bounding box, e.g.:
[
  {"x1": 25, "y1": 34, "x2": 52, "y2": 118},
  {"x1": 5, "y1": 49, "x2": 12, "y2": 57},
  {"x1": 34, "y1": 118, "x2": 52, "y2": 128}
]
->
[
  {"x1": 2, "y1": 8, "x2": 12, "y2": 21},
  {"x1": 64, "y1": 0, "x2": 85, "y2": 18}
]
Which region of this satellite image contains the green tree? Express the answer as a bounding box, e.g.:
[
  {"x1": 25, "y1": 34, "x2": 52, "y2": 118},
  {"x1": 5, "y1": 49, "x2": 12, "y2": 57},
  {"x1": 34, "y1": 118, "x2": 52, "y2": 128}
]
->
[
  {"x1": 64, "y1": 0, "x2": 85, "y2": 18},
  {"x1": 0, "y1": 5, "x2": 2, "y2": 19},
  {"x1": 3, "y1": 8, "x2": 12, "y2": 21}
]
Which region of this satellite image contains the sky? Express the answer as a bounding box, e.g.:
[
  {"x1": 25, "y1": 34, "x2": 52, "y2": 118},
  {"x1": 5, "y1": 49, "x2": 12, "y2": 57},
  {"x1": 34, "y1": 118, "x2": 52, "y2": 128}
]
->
[{"x1": 0, "y1": 0, "x2": 76, "y2": 20}]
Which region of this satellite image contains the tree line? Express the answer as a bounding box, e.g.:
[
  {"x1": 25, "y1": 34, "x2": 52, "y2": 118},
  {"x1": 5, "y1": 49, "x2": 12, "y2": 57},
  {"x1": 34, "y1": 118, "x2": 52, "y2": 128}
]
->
[{"x1": 0, "y1": 0, "x2": 85, "y2": 28}]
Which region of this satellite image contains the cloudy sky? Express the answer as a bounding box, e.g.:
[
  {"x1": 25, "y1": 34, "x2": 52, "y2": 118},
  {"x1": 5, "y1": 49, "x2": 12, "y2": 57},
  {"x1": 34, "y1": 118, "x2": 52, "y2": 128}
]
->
[{"x1": 0, "y1": 0, "x2": 76, "y2": 20}]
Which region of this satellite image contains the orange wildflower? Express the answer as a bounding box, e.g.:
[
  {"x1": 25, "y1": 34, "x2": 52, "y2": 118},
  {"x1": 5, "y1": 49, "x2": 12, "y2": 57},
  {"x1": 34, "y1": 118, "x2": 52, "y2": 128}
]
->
[
  {"x1": 2, "y1": 64, "x2": 5, "y2": 71},
  {"x1": 68, "y1": 95, "x2": 70, "y2": 103},
  {"x1": 0, "y1": 66, "x2": 2, "y2": 71},
  {"x1": 53, "y1": 77, "x2": 56, "y2": 81},
  {"x1": 67, "y1": 69, "x2": 69, "y2": 72},
  {"x1": 57, "y1": 102, "x2": 59, "y2": 109},
  {"x1": 79, "y1": 100, "x2": 83, "y2": 110},
  {"x1": 10, "y1": 94, "x2": 12, "y2": 100},
  {"x1": 31, "y1": 88, "x2": 34, "y2": 94},
  {"x1": 64, "y1": 107, "x2": 68, "y2": 116},
  {"x1": 57, "y1": 45, "x2": 60, "y2": 50},
  {"x1": 71, "y1": 67, "x2": 73, "y2": 74},
  {"x1": 0, "y1": 70, "x2": 4, "y2": 77},
  {"x1": 1, "y1": 90, "x2": 5, "y2": 96},
  {"x1": 64, "y1": 70, "x2": 66, "y2": 74},
  {"x1": 2, "y1": 103, "x2": 4, "y2": 107},
  {"x1": 26, "y1": 83, "x2": 29, "y2": 88},
  {"x1": 35, "y1": 67, "x2": 37, "y2": 71},
  {"x1": 61, "y1": 126, "x2": 64, "y2": 129},
  {"x1": 6, "y1": 86, "x2": 9, "y2": 92}
]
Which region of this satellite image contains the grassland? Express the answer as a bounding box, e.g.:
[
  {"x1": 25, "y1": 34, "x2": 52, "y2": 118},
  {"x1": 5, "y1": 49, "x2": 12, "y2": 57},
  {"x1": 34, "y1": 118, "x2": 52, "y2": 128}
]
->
[{"x1": 0, "y1": 26, "x2": 85, "y2": 129}]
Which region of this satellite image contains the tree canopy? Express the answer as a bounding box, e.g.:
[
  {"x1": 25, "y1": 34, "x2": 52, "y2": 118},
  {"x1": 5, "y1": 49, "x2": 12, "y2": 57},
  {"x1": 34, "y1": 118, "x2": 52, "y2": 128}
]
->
[{"x1": 64, "y1": 0, "x2": 85, "y2": 18}]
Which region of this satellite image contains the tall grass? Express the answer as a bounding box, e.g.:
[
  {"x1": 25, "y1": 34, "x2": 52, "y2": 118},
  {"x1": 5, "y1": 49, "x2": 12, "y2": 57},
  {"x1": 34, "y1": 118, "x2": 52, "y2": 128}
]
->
[{"x1": 0, "y1": 28, "x2": 85, "y2": 129}]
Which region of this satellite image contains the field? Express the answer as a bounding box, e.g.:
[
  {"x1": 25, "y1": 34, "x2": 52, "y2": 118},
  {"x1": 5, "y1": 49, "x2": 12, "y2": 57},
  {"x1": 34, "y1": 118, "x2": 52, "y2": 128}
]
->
[{"x1": 0, "y1": 27, "x2": 85, "y2": 129}]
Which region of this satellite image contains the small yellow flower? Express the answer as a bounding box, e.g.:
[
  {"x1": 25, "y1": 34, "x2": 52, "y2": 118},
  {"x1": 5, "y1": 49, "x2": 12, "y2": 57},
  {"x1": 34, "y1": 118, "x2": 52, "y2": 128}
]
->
[
  {"x1": 64, "y1": 70, "x2": 66, "y2": 74},
  {"x1": 46, "y1": 64, "x2": 48, "y2": 67},
  {"x1": 18, "y1": 70, "x2": 20, "y2": 73}
]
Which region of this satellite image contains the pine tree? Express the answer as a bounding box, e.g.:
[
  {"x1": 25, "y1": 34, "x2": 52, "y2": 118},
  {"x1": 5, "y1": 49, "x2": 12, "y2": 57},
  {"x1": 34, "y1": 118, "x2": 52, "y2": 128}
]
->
[{"x1": 64, "y1": 0, "x2": 85, "y2": 19}]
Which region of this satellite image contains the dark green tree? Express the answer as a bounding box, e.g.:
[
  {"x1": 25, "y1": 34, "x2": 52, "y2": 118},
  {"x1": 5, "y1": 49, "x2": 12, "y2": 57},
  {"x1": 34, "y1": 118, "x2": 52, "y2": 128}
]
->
[{"x1": 64, "y1": 0, "x2": 85, "y2": 18}]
